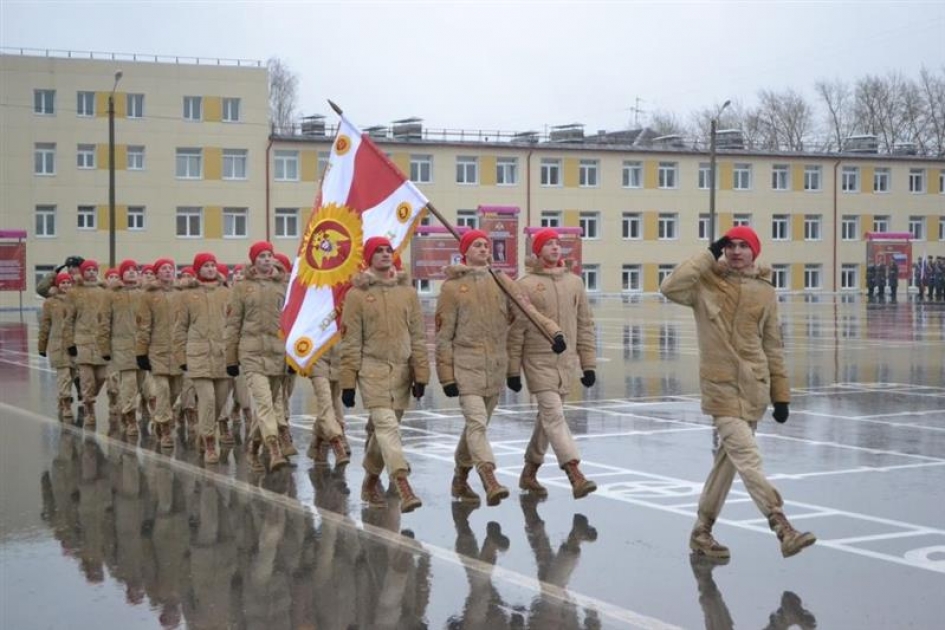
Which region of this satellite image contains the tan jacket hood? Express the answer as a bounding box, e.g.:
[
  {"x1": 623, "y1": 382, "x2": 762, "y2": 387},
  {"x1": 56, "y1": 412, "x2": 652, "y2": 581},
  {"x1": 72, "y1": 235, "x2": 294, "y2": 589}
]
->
[
  {"x1": 143, "y1": 279, "x2": 179, "y2": 292},
  {"x1": 713, "y1": 259, "x2": 773, "y2": 283},
  {"x1": 351, "y1": 268, "x2": 411, "y2": 289},
  {"x1": 523, "y1": 255, "x2": 576, "y2": 275},
  {"x1": 244, "y1": 265, "x2": 284, "y2": 283}
]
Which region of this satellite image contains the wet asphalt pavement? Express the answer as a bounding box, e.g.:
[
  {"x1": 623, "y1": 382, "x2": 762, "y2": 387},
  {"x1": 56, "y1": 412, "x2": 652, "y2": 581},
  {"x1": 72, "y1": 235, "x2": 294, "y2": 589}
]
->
[{"x1": 1, "y1": 293, "x2": 943, "y2": 629}]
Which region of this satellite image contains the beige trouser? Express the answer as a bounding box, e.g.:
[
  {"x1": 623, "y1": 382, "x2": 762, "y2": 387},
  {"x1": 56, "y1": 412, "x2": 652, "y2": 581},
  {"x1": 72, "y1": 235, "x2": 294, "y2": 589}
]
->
[
  {"x1": 79, "y1": 364, "x2": 108, "y2": 404},
  {"x1": 57, "y1": 367, "x2": 73, "y2": 399},
  {"x1": 233, "y1": 373, "x2": 251, "y2": 410},
  {"x1": 455, "y1": 394, "x2": 499, "y2": 469},
  {"x1": 697, "y1": 416, "x2": 783, "y2": 521},
  {"x1": 363, "y1": 408, "x2": 408, "y2": 477},
  {"x1": 118, "y1": 369, "x2": 148, "y2": 414},
  {"x1": 179, "y1": 377, "x2": 196, "y2": 411},
  {"x1": 524, "y1": 390, "x2": 580, "y2": 466},
  {"x1": 151, "y1": 374, "x2": 183, "y2": 426},
  {"x1": 192, "y1": 378, "x2": 230, "y2": 438},
  {"x1": 245, "y1": 372, "x2": 285, "y2": 440},
  {"x1": 282, "y1": 374, "x2": 296, "y2": 428},
  {"x1": 310, "y1": 376, "x2": 344, "y2": 441}
]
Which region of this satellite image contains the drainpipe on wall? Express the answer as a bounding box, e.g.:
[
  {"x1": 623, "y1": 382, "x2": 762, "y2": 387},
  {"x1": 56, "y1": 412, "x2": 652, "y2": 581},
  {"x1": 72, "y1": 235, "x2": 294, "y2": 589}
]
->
[
  {"x1": 526, "y1": 149, "x2": 533, "y2": 228},
  {"x1": 265, "y1": 132, "x2": 273, "y2": 242},
  {"x1": 833, "y1": 159, "x2": 840, "y2": 292}
]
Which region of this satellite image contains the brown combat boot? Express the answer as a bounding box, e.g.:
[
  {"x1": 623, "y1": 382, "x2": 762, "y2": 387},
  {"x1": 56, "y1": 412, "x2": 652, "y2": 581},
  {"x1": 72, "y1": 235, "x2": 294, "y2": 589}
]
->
[
  {"x1": 278, "y1": 426, "x2": 298, "y2": 456},
  {"x1": 246, "y1": 436, "x2": 265, "y2": 474},
  {"x1": 518, "y1": 461, "x2": 548, "y2": 498},
  {"x1": 60, "y1": 397, "x2": 75, "y2": 422},
  {"x1": 690, "y1": 516, "x2": 730, "y2": 560},
  {"x1": 156, "y1": 422, "x2": 174, "y2": 451},
  {"x1": 329, "y1": 437, "x2": 350, "y2": 467},
  {"x1": 562, "y1": 460, "x2": 597, "y2": 499},
  {"x1": 451, "y1": 466, "x2": 482, "y2": 505},
  {"x1": 307, "y1": 436, "x2": 328, "y2": 463},
  {"x1": 361, "y1": 472, "x2": 387, "y2": 508},
  {"x1": 264, "y1": 435, "x2": 287, "y2": 471},
  {"x1": 83, "y1": 401, "x2": 97, "y2": 429},
  {"x1": 478, "y1": 463, "x2": 510, "y2": 507},
  {"x1": 218, "y1": 420, "x2": 235, "y2": 447},
  {"x1": 203, "y1": 435, "x2": 219, "y2": 464},
  {"x1": 123, "y1": 411, "x2": 139, "y2": 438},
  {"x1": 768, "y1": 512, "x2": 817, "y2": 558},
  {"x1": 392, "y1": 471, "x2": 422, "y2": 513}
]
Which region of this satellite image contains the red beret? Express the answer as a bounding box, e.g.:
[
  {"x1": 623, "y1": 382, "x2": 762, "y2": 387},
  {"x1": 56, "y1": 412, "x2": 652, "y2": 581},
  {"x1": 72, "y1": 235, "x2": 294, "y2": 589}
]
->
[
  {"x1": 725, "y1": 226, "x2": 761, "y2": 258},
  {"x1": 140, "y1": 264, "x2": 155, "y2": 275},
  {"x1": 532, "y1": 228, "x2": 560, "y2": 256},
  {"x1": 274, "y1": 253, "x2": 292, "y2": 273},
  {"x1": 179, "y1": 266, "x2": 195, "y2": 278},
  {"x1": 192, "y1": 252, "x2": 217, "y2": 274},
  {"x1": 79, "y1": 259, "x2": 99, "y2": 274},
  {"x1": 249, "y1": 241, "x2": 274, "y2": 263},
  {"x1": 118, "y1": 259, "x2": 138, "y2": 279},
  {"x1": 363, "y1": 236, "x2": 393, "y2": 266},
  {"x1": 459, "y1": 229, "x2": 489, "y2": 256},
  {"x1": 104, "y1": 268, "x2": 120, "y2": 279},
  {"x1": 216, "y1": 262, "x2": 229, "y2": 278},
  {"x1": 54, "y1": 272, "x2": 73, "y2": 287}
]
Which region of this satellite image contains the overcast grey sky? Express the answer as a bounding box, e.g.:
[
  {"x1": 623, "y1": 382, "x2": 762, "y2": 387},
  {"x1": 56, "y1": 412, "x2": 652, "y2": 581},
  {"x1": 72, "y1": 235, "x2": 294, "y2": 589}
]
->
[{"x1": 2, "y1": 0, "x2": 943, "y2": 133}]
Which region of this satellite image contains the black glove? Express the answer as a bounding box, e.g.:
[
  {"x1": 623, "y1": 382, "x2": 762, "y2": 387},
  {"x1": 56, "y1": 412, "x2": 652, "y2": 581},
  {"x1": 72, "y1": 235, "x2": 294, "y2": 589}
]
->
[
  {"x1": 226, "y1": 365, "x2": 240, "y2": 377},
  {"x1": 507, "y1": 376, "x2": 522, "y2": 392},
  {"x1": 136, "y1": 355, "x2": 151, "y2": 371},
  {"x1": 179, "y1": 364, "x2": 187, "y2": 372},
  {"x1": 551, "y1": 333, "x2": 567, "y2": 354},
  {"x1": 412, "y1": 383, "x2": 426, "y2": 399},
  {"x1": 708, "y1": 236, "x2": 731, "y2": 260},
  {"x1": 67, "y1": 346, "x2": 77, "y2": 357},
  {"x1": 443, "y1": 382, "x2": 459, "y2": 397},
  {"x1": 773, "y1": 402, "x2": 789, "y2": 423},
  {"x1": 580, "y1": 370, "x2": 596, "y2": 387},
  {"x1": 39, "y1": 351, "x2": 47, "y2": 358},
  {"x1": 54, "y1": 264, "x2": 66, "y2": 274},
  {"x1": 341, "y1": 389, "x2": 356, "y2": 408},
  {"x1": 286, "y1": 364, "x2": 296, "y2": 375},
  {"x1": 102, "y1": 354, "x2": 111, "y2": 362}
]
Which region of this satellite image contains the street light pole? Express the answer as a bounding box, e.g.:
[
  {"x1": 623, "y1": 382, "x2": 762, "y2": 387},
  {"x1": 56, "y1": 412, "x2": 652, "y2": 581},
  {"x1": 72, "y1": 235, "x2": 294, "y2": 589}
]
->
[
  {"x1": 708, "y1": 99, "x2": 731, "y2": 242},
  {"x1": 108, "y1": 70, "x2": 123, "y2": 269}
]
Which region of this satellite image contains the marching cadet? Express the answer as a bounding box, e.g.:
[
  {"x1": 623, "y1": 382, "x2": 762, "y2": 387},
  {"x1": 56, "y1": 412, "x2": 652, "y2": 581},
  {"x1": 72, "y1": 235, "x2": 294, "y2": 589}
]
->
[
  {"x1": 866, "y1": 264, "x2": 876, "y2": 299},
  {"x1": 888, "y1": 260, "x2": 899, "y2": 301},
  {"x1": 38, "y1": 272, "x2": 77, "y2": 422},
  {"x1": 306, "y1": 345, "x2": 351, "y2": 468},
  {"x1": 65, "y1": 259, "x2": 112, "y2": 429},
  {"x1": 274, "y1": 251, "x2": 299, "y2": 458},
  {"x1": 109, "y1": 259, "x2": 147, "y2": 438},
  {"x1": 225, "y1": 264, "x2": 253, "y2": 442},
  {"x1": 175, "y1": 266, "x2": 198, "y2": 438},
  {"x1": 103, "y1": 267, "x2": 123, "y2": 424}
]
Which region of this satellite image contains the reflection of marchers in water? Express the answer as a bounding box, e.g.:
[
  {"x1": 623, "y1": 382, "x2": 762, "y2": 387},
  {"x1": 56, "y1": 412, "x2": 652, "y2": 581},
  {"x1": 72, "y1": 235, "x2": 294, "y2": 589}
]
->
[
  {"x1": 689, "y1": 554, "x2": 817, "y2": 630},
  {"x1": 520, "y1": 495, "x2": 601, "y2": 630},
  {"x1": 184, "y1": 477, "x2": 238, "y2": 629},
  {"x1": 77, "y1": 436, "x2": 114, "y2": 584},
  {"x1": 41, "y1": 430, "x2": 82, "y2": 558}
]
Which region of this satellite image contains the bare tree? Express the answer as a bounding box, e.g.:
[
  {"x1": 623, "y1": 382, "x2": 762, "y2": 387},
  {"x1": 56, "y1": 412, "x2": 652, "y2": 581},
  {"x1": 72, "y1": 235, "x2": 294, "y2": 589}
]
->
[
  {"x1": 268, "y1": 57, "x2": 299, "y2": 135},
  {"x1": 647, "y1": 109, "x2": 685, "y2": 137},
  {"x1": 756, "y1": 89, "x2": 814, "y2": 151},
  {"x1": 918, "y1": 66, "x2": 945, "y2": 155},
  {"x1": 815, "y1": 79, "x2": 855, "y2": 152},
  {"x1": 853, "y1": 72, "x2": 913, "y2": 151}
]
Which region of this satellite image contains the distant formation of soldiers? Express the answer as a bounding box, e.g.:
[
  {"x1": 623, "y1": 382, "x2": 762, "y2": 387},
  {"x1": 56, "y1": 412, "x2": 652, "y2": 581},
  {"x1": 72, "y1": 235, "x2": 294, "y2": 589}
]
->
[{"x1": 867, "y1": 257, "x2": 945, "y2": 301}]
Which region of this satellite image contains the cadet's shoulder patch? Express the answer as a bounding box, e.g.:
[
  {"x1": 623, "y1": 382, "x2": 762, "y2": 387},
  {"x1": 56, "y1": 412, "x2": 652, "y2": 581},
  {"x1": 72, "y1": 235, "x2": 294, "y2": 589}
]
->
[
  {"x1": 459, "y1": 284, "x2": 469, "y2": 293},
  {"x1": 535, "y1": 284, "x2": 546, "y2": 292},
  {"x1": 365, "y1": 295, "x2": 376, "y2": 303}
]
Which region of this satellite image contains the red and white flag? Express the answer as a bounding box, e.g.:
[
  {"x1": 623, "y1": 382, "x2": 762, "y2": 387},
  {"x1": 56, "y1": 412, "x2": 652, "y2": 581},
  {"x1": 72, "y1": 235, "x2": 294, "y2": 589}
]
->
[{"x1": 281, "y1": 114, "x2": 429, "y2": 372}]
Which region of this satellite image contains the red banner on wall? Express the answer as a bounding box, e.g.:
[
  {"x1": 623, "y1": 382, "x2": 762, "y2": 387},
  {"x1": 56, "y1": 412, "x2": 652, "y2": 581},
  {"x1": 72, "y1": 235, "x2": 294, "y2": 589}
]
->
[
  {"x1": 410, "y1": 226, "x2": 461, "y2": 281},
  {"x1": 0, "y1": 242, "x2": 26, "y2": 291},
  {"x1": 478, "y1": 205, "x2": 520, "y2": 278},
  {"x1": 865, "y1": 232, "x2": 912, "y2": 280},
  {"x1": 524, "y1": 226, "x2": 583, "y2": 275}
]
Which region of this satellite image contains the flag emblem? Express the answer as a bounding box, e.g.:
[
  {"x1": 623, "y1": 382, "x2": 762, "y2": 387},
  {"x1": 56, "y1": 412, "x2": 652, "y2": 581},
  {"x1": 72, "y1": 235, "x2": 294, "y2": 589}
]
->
[
  {"x1": 335, "y1": 134, "x2": 352, "y2": 155},
  {"x1": 296, "y1": 202, "x2": 364, "y2": 288}
]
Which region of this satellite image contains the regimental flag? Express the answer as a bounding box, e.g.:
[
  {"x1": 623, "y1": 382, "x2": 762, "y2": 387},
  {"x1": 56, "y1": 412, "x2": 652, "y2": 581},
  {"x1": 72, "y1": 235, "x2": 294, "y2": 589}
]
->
[{"x1": 281, "y1": 114, "x2": 429, "y2": 373}]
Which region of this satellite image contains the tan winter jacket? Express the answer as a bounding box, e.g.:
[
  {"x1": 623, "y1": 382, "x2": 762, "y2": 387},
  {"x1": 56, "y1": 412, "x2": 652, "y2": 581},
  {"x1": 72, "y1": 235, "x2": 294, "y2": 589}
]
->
[
  {"x1": 436, "y1": 264, "x2": 562, "y2": 397},
  {"x1": 66, "y1": 278, "x2": 111, "y2": 366},
  {"x1": 173, "y1": 277, "x2": 230, "y2": 379},
  {"x1": 39, "y1": 289, "x2": 75, "y2": 369},
  {"x1": 109, "y1": 285, "x2": 145, "y2": 371},
  {"x1": 135, "y1": 280, "x2": 183, "y2": 376},
  {"x1": 339, "y1": 269, "x2": 430, "y2": 410},
  {"x1": 660, "y1": 249, "x2": 790, "y2": 421},
  {"x1": 507, "y1": 259, "x2": 597, "y2": 395},
  {"x1": 225, "y1": 266, "x2": 287, "y2": 376}
]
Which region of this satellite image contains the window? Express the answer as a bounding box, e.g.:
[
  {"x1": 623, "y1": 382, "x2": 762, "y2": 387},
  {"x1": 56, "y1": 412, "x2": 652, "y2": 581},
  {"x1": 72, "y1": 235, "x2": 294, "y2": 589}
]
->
[
  {"x1": 176, "y1": 207, "x2": 203, "y2": 237},
  {"x1": 657, "y1": 264, "x2": 676, "y2": 286},
  {"x1": 77, "y1": 205, "x2": 96, "y2": 230},
  {"x1": 183, "y1": 96, "x2": 202, "y2": 121},
  {"x1": 126, "y1": 93, "x2": 144, "y2": 119},
  {"x1": 35, "y1": 205, "x2": 56, "y2": 237},
  {"x1": 455, "y1": 156, "x2": 478, "y2": 184},
  {"x1": 77, "y1": 91, "x2": 95, "y2": 117},
  {"x1": 772, "y1": 164, "x2": 790, "y2": 190},
  {"x1": 940, "y1": 216, "x2": 945, "y2": 241},
  {"x1": 909, "y1": 168, "x2": 926, "y2": 193},
  {"x1": 622, "y1": 161, "x2": 642, "y2": 188},
  {"x1": 76, "y1": 144, "x2": 96, "y2": 169},
  {"x1": 658, "y1": 162, "x2": 678, "y2": 189},
  {"x1": 772, "y1": 215, "x2": 790, "y2": 241},
  {"x1": 698, "y1": 163, "x2": 711, "y2": 190},
  {"x1": 873, "y1": 167, "x2": 890, "y2": 193},
  {"x1": 621, "y1": 265, "x2": 641, "y2": 292},
  {"x1": 176, "y1": 148, "x2": 203, "y2": 179},
  {"x1": 222, "y1": 149, "x2": 248, "y2": 180},
  {"x1": 127, "y1": 146, "x2": 145, "y2": 170},
  {"x1": 416, "y1": 279, "x2": 432, "y2": 294},
  {"x1": 841, "y1": 166, "x2": 859, "y2": 192},
  {"x1": 222, "y1": 97, "x2": 241, "y2": 122},
  {"x1": 804, "y1": 264, "x2": 822, "y2": 290},
  {"x1": 127, "y1": 206, "x2": 145, "y2": 230},
  {"x1": 223, "y1": 208, "x2": 248, "y2": 238},
  {"x1": 841, "y1": 215, "x2": 859, "y2": 241},
  {"x1": 496, "y1": 157, "x2": 518, "y2": 185},
  {"x1": 622, "y1": 213, "x2": 641, "y2": 239},
  {"x1": 540, "y1": 211, "x2": 561, "y2": 228},
  {"x1": 698, "y1": 214, "x2": 710, "y2": 240},
  {"x1": 580, "y1": 212, "x2": 600, "y2": 239},
  {"x1": 457, "y1": 209, "x2": 479, "y2": 229},
  {"x1": 733, "y1": 213, "x2": 752, "y2": 227},
  {"x1": 804, "y1": 165, "x2": 822, "y2": 191},
  {"x1": 733, "y1": 163, "x2": 752, "y2": 190},
  {"x1": 873, "y1": 215, "x2": 890, "y2": 232},
  {"x1": 540, "y1": 158, "x2": 561, "y2": 186},
  {"x1": 410, "y1": 154, "x2": 432, "y2": 183},
  {"x1": 275, "y1": 208, "x2": 299, "y2": 238},
  {"x1": 940, "y1": 170, "x2": 945, "y2": 195},
  {"x1": 34, "y1": 143, "x2": 56, "y2": 175},
  {"x1": 804, "y1": 215, "x2": 822, "y2": 241},
  {"x1": 317, "y1": 151, "x2": 330, "y2": 178},
  {"x1": 771, "y1": 264, "x2": 789, "y2": 289},
  {"x1": 841, "y1": 264, "x2": 858, "y2": 290},
  {"x1": 909, "y1": 216, "x2": 926, "y2": 240},
  {"x1": 582, "y1": 264, "x2": 599, "y2": 292},
  {"x1": 579, "y1": 159, "x2": 599, "y2": 187},
  {"x1": 272, "y1": 150, "x2": 299, "y2": 182},
  {"x1": 34, "y1": 89, "x2": 55, "y2": 115},
  {"x1": 658, "y1": 213, "x2": 678, "y2": 239}
]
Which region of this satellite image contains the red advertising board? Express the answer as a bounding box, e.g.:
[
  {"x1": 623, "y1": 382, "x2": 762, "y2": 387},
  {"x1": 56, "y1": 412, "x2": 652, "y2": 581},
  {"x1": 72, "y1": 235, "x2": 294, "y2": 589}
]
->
[
  {"x1": 865, "y1": 232, "x2": 912, "y2": 280},
  {"x1": 477, "y1": 205, "x2": 520, "y2": 278},
  {"x1": 0, "y1": 242, "x2": 26, "y2": 291},
  {"x1": 410, "y1": 226, "x2": 461, "y2": 281},
  {"x1": 524, "y1": 226, "x2": 583, "y2": 275}
]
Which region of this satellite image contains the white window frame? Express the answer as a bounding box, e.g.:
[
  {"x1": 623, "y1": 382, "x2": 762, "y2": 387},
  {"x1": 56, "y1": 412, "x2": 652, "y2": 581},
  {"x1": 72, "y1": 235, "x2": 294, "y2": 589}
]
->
[
  {"x1": 275, "y1": 208, "x2": 299, "y2": 238},
  {"x1": 658, "y1": 212, "x2": 678, "y2": 240},
  {"x1": 77, "y1": 91, "x2": 95, "y2": 117},
  {"x1": 657, "y1": 264, "x2": 676, "y2": 286},
  {"x1": 621, "y1": 264, "x2": 642, "y2": 292},
  {"x1": 909, "y1": 169, "x2": 926, "y2": 193},
  {"x1": 35, "y1": 205, "x2": 56, "y2": 237},
  {"x1": 457, "y1": 209, "x2": 479, "y2": 229},
  {"x1": 76, "y1": 144, "x2": 96, "y2": 169},
  {"x1": 540, "y1": 158, "x2": 561, "y2": 187},
  {"x1": 622, "y1": 161, "x2": 642, "y2": 188},
  {"x1": 873, "y1": 215, "x2": 890, "y2": 233},
  {"x1": 222, "y1": 97, "x2": 241, "y2": 123},
  {"x1": 841, "y1": 166, "x2": 859, "y2": 193},
  {"x1": 127, "y1": 206, "x2": 145, "y2": 231},
  {"x1": 126, "y1": 93, "x2": 144, "y2": 119},
  {"x1": 698, "y1": 214, "x2": 710, "y2": 241},
  {"x1": 223, "y1": 207, "x2": 248, "y2": 238},
  {"x1": 580, "y1": 212, "x2": 600, "y2": 239},
  {"x1": 940, "y1": 216, "x2": 945, "y2": 241},
  {"x1": 804, "y1": 264, "x2": 822, "y2": 290},
  {"x1": 416, "y1": 279, "x2": 432, "y2": 294},
  {"x1": 840, "y1": 264, "x2": 858, "y2": 290},
  {"x1": 222, "y1": 149, "x2": 248, "y2": 180},
  {"x1": 804, "y1": 165, "x2": 822, "y2": 191},
  {"x1": 733, "y1": 213, "x2": 752, "y2": 227},
  {"x1": 771, "y1": 264, "x2": 789, "y2": 290},
  {"x1": 34, "y1": 143, "x2": 56, "y2": 175},
  {"x1": 940, "y1": 170, "x2": 944, "y2": 195},
  {"x1": 804, "y1": 215, "x2": 822, "y2": 241},
  {"x1": 34, "y1": 89, "x2": 55, "y2": 115},
  {"x1": 733, "y1": 163, "x2": 752, "y2": 190},
  {"x1": 582, "y1": 264, "x2": 600, "y2": 292},
  {"x1": 410, "y1": 154, "x2": 433, "y2": 183},
  {"x1": 622, "y1": 213, "x2": 642, "y2": 240},
  {"x1": 127, "y1": 146, "x2": 145, "y2": 171},
  {"x1": 540, "y1": 211, "x2": 561, "y2": 228},
  {"x1": 658, "y1": 162, "x2": 678, "y2": 189},
  {"x1": 772, "y1": 215, "x2": 790, "y2": 241},
  {"x1": 317, "y1": 151, "x2": 330, "y2": 178},
  {"x1": 183, "y1": 96, "x2": 202, "y2": 121},
  {"x1": 841, "y1": 215, "x2": 859, "y2": 241},
  {"x1": 579, "y1": 159, "x2": 599, "y2": 187},
  {"x1": 873, "y1": 167, "x2": 890, "y2": 193},
  {"x1": 175, "y1": 148, "x2": 203, "y2": 179},
  {"x1": 455, "y1": 156, "x2": 478, "y2": 185},
  {"x1": 908, "y1": 216, "x2": 926, "y2": 241},
  {"x1": 77, "y1": 205, "x2": 97, "y2": 230},
  {"x1": 496, "y1": 157, "x2": 518, "y2": 185},
  {"x1": 176, "y1": 207, "x2": 203, "y2": 238},
  {"x1": 698, "y1": 163, "x2": 711, "y2": 190},
  {"x1": 772, "y1": 164, "x2": 790, "y2": 191}
]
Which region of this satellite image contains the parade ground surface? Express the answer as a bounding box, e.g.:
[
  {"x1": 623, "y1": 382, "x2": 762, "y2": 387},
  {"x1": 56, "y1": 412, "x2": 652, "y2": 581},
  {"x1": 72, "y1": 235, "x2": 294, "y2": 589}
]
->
[{"x1": 1, "y1": 293, "x2": 943, "y2": 629}]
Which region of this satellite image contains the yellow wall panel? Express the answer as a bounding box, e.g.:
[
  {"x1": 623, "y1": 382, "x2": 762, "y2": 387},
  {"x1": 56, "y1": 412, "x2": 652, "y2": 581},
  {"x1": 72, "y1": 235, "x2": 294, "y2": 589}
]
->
[
  {"x1": 718, "y1": 213, "x2": 734, "y2": 233},
  {"x1": 480, "y1": 156, "x2": 497, "y2": 186},
  {"x1": 95, "y1": 205, "x2": 128, "y2": 231},
  {"x1": 563, "y1": 210, "x2": 580, "y2": 228},
  {"x1": 792, "y1": 164, "x2": 805, "y2": 191},
  {"x1": 204, "y1": 96, "x2": 221, "y2": 123},
  {"x1": 644, "y1": 327, "x2": 659, "y2": 360},
  {"x1": 204, "y1": 206, "x2": 222, "y2": 239},
  {"x1": 862, "y1": 214, "x2": 872, "y2": 235},
  {"x1": 643, "y1": 263, "x2": 659, "y2": 292},
  {"x1": 862, "y1": 166, "x2": 874, "y2": 193},
  {"x1": 643, "y1": 212, "x2": 658, "y2": 240},
  {"x1": 644, "y1": 161, "x2": 658, "y2": 189},
  {"x1": 792, "y1": 214, "x2": 805, "y2": 240},
  {"x1": 929, "y1": 170, "x2": 942, "y2": 194},
  {"x1": 791, "y1": 263, "x2": 805, "y2": 291},
  {"x1": 97, "y1": 205, "x2": 108, "y2": 231},
  {"x1": 563, "y1": 158, "x2": 579, "y2": 188},
  {"x1": 96, "y1": 92, "x2": 125, "y2": 117},
  {"x1": 390, "y1": 152, "x2": 410, "y2": 175},
  {"x1": 97, "y1": 144, "x2": 128, "y2": 170},
  {"x1": 117, "y1": 205, "x2": 128, "y2": 231},
  {"x1": 301, "y1": 150, "x2": 319, "y2": 182},
  {"x1": 719, "y1": 162, "x2": 733, "y2": 191},
  {"x1": 204, "y1": 147, "x2": 222, "y2": 180}
]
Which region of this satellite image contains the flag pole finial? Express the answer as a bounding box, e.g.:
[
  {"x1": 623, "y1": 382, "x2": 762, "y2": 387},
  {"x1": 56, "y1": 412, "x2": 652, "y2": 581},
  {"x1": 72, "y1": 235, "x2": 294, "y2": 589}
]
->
[{"x1": 328, "y1": 99, "x2": 343, "y2": 116}]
